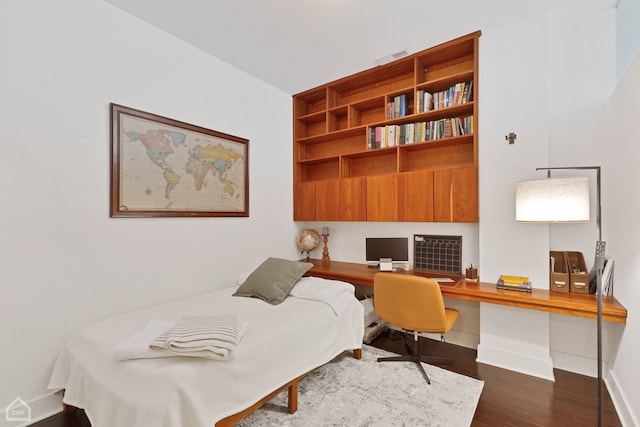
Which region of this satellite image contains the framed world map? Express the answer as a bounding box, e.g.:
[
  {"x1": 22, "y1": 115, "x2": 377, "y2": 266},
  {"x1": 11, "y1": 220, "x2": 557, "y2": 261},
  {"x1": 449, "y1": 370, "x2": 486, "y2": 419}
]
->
[{"x1": 110, "y1": 104, "x2": 249, "y2": 217}]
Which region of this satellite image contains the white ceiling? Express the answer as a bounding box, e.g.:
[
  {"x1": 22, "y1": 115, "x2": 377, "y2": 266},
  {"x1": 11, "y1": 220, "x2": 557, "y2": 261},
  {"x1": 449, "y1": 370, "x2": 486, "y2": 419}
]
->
[{"x1": 105, "y1": 0, "x2": 590, "y2": 95}]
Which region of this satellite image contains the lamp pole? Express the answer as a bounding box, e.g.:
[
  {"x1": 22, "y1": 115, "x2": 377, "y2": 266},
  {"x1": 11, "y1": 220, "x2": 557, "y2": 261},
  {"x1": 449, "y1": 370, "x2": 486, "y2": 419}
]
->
[{"x1": 537, "y1": 166, "x2": 603, "y2": 427}]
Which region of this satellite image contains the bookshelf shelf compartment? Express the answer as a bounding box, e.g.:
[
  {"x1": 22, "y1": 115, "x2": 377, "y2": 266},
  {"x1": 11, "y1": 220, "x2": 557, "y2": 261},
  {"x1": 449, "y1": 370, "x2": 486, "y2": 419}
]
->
[
  {"x1": 399, "y1": 138, "x2": 475, "y2": 173},
  {"x1": 418, "y1": 56, "x2": 475, "y2": 84},
  {"x1": 351, "y1": 97, "x2": 386, "y2": 126},
  {"x1": 299, "y1": 133, "x2": 363, "y2": 161},
  {"x1": 297, "y1": 127, "x2": 366, "y2": 145},
  {"x1": 330, "y1": 61, "x2": 415, "y2": 107},
  {"x1": 295, "y1": 112, "x2": 326, "y2": 138},
  {"x1": 416, "y1": 70, "x2": 474, "y2": 93},
  {"x1": 298, "y1": 158, "x2": 340, "y2": 182},
  {"x1": 343, "y1": 150, "x2": 397, "y2": 178},
  {"x1": 295, "y1": 88, "x2": 327, "y2": 116},
  {"x1": 328, "y1": 106, "x2": 349, "y2": 132},
  {"x1": 293, "y1": 31, "x2": 480, "y2": 222}
]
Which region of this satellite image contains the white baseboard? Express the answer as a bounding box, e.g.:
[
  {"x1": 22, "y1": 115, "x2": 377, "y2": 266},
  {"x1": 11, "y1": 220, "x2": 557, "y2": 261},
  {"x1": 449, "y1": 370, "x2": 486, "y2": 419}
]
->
[
  {"x1": 550, "y1": 349, "x2": 597, "y2": 377},
  {"x1": 420, "y1": 329, "x2": 479, "y2": 349},
  {"x1": 476, "y1": 343, "x2": 555, "y2": 381},
  {"x1": 605, "y1": 369, "x2": 639, "y2": 427},
  {"x1": 1, "y1": 392, "x2": 62, "y2": 427}
]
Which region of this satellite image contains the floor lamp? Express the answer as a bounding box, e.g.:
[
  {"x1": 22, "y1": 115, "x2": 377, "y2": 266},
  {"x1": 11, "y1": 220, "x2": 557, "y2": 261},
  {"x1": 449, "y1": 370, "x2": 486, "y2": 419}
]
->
[{"x1": 515, "y1": 166, "x2": 604, "y2": 427}]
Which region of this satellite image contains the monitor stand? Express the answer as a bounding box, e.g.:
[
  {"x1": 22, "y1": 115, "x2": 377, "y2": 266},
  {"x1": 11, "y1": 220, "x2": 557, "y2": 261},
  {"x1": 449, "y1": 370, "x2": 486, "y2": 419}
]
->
[{"x1": 379, "y1": 258, "x2": 393, "y2": 271}]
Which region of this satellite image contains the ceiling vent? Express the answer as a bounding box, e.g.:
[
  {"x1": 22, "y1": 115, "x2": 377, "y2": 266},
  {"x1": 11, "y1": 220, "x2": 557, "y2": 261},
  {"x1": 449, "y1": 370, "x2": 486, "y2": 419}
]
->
[{"x1": 374, "y1": 49, "x2": 409, "y2": 66}]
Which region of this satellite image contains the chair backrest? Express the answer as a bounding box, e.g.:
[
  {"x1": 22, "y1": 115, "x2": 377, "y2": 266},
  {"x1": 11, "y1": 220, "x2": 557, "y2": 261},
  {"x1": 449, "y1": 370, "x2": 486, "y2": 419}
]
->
[{"x1": 373, "y1": 272, "x2": 448, "y2": 333}]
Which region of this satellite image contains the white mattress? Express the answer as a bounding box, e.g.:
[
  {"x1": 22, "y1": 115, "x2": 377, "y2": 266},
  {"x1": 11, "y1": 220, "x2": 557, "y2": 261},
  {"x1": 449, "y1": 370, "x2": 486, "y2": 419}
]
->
[{"x1": 48, "y1": 284, "x2": 364, "y2": 427}]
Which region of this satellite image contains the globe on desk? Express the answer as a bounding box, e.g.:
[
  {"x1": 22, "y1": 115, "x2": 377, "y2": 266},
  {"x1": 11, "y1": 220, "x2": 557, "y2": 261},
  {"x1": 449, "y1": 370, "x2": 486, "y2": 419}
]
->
[{"x1": 297, "y1": 229, "x2": 320, "y2": 261}]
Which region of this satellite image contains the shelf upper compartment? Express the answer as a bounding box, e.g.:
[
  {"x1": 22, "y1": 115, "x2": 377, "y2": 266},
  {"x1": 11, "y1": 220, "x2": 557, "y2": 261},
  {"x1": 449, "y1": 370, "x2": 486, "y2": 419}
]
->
[
  {"x1": 416, "y1": 70, "x2": 474, "y2": 93},
  {"x1": 296, "y1": 126, "x2": 366, "y2": 145},
  {"x1": 294, "y1": 87, "x2": 326, "y2": 116},
  {"x1": 328, "y1": 59, "x2": 415, "y2": 108}
]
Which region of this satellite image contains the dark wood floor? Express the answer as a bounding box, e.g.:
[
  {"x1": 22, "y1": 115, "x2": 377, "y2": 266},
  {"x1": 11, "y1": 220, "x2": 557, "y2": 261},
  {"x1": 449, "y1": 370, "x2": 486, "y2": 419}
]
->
[{"x1": 34, "y1": 329, "x2": 621, "y2": 427}]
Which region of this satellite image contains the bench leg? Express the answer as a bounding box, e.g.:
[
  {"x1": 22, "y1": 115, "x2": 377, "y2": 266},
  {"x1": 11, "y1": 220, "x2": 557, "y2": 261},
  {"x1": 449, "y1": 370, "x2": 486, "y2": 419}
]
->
[{"x1": 287, "y1": 378, "x2": 299, "y2": 414}]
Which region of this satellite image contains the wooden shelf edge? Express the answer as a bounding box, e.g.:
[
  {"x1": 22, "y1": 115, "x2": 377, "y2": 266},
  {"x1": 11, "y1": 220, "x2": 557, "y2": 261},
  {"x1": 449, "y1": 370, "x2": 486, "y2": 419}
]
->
[
  {"x1": 447, "y1": 281, "x2": 628, "y2": 324},
  {"x1": 296, "y1": 126, "x2": 366, "y2": 144},
  {"x1": 303, "y1": 259, "x2": 627, "y2": 324},
  {"x1": 416, "y1": 71, "x2": 474, "y2": 90}
]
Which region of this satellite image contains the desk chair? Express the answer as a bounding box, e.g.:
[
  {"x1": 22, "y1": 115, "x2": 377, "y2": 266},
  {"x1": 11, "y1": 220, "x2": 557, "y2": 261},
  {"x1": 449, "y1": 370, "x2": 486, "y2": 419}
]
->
[{"x1": 373, "y1": 272, "x2": 459, "y2": 384}]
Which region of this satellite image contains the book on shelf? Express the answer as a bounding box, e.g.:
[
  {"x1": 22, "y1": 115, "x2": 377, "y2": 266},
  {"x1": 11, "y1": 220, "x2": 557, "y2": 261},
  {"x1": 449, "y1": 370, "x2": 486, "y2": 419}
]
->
[
  {"x1": 417, "y1": 90, "x2": 433, "y2": 113},
  {"x1": 445, "y1": 119, "x2": 453, "y2": 138},
  {"x1": 498, "y1": 274, "x2": 530, "y2": 285},
  {"x1": 462, "y1": 80, "x2": 473, "y2": 103},
  {"x1": 497, "y1": 275, "x2": 532, "y2": 292},
  {"x1": 431, "y1": 80, "x2": 474, "y2": 111},
  {"x1": 496, "y1": 282, "x2": 532, "y2": 292},
  {"x1": 368, "y1": 127, "x2": 375, "y2": 149},
  {"x1": 387, "y1": 125, "x2": 396, "y2": 147},
  {"x1": 386, "y1": 94, "x2": 408, "y2": 119}
]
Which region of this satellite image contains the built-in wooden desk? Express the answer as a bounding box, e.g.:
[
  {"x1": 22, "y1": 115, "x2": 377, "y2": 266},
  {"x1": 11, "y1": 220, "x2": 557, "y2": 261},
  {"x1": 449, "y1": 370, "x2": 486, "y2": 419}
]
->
[{"x1": 304, "y1": 259, "x2": 627, "y2": 324}]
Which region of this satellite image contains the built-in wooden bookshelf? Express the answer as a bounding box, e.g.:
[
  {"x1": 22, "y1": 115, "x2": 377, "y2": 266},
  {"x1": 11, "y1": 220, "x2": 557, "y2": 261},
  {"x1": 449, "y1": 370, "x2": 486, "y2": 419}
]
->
[{"x1": 293, "y1": 31, "x2": 480, "y2": 222}]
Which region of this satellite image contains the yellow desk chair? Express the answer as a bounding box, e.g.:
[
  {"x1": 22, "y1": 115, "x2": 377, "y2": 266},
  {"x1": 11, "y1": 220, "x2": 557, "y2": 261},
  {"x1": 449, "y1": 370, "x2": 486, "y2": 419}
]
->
[{"x1": 373, "y1": 272, "x2": 459, "y2": 384}]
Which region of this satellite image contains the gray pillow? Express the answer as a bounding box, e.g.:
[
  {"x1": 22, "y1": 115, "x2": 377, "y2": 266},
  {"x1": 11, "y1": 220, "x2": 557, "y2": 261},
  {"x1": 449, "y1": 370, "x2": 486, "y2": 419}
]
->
[{"x1": 233, "y1": 257, "x2": 313, "y2": 305}]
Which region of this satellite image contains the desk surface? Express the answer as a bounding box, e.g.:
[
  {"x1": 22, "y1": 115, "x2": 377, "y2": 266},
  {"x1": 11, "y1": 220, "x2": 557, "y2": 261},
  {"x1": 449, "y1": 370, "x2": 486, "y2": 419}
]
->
[{"x1": 304, "y1": 259, "x2": 627, "y2": 324}]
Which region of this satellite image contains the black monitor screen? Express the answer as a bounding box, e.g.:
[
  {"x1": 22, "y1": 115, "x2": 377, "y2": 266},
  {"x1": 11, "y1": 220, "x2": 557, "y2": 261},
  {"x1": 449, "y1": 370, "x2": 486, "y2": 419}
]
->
[{"x1": 365, "y1": 237, "x2": 409, "y2": 265}]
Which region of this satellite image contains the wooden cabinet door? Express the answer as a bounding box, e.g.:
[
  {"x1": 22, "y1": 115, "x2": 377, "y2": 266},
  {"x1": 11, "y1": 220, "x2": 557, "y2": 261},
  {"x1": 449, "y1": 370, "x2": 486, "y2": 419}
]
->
[
  {"x1": 340, "y1": 177, "x2": 367, "y2": 221},
  {"x1": 294, "y1": 182, "x2": 316, "y2": 221},
  {"x1": 315, "y1": 179, "x2": 340, "y2": 221},
  {"x1": 398, "y1": 170, "x2": 434, "y2": 222},
  {"x1": 434, "y1": 166, "x2": 478, "y2": 222},
  {"x1": 366, "y1": 174, "x2": 398, "y2": 221}
]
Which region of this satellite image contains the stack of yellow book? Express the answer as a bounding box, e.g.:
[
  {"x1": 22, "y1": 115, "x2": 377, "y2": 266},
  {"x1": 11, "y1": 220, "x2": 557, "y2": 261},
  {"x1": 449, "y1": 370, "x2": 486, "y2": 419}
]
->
[{"x1": 497, "y1": 275, "x2": 532, "y2": 292}]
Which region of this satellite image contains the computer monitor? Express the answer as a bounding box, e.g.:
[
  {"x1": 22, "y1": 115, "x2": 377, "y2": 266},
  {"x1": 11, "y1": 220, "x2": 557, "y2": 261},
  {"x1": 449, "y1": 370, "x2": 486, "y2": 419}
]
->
[{"x1": 365, "y1": 237, "x2": 409, "y2": 267}]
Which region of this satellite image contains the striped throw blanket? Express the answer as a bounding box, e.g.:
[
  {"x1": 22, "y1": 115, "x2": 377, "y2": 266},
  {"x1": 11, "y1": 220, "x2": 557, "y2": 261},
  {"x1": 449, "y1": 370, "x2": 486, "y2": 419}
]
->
[{"x1": 150, "y1": 314, "x2": 243, "y2": 361}]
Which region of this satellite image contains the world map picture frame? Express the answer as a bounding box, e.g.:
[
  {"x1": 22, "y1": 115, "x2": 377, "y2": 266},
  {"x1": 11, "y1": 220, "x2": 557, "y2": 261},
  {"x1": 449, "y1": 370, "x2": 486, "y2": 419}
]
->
[{"x1": 110, "y1": 103, "x2": 249, "y2": 218}]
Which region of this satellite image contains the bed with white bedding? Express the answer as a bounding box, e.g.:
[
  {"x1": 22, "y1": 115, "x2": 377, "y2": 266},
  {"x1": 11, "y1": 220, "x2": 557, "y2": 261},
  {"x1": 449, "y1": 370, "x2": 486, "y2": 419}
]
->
[{"x1": 48, "y1": 269, "x2": 364, "y2": 427}]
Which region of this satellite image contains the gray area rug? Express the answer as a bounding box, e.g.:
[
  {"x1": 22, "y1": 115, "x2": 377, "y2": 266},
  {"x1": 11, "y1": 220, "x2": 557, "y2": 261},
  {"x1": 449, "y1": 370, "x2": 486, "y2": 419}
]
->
[{"x1": 237, "y1": 344, "x2": 484, "y2": 427}]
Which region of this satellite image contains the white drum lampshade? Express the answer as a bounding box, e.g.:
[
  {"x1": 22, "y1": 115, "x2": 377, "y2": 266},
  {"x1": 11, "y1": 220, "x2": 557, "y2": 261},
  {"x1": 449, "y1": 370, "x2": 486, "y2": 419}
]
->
[{"x1": 515, "y1": 177, "x2": 590, "y2": 223}]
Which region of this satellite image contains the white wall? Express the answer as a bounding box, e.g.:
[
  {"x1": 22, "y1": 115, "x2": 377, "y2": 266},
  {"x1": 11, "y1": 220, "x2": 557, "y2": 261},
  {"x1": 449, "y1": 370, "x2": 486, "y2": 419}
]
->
[
  {"x1": 477, "y1": 13, "x2": 555, "y2": 379},
  {"x1": 547, "y1": 4, "x2": 615, "y2": 257},
  {"x1": 0, "y1": 0, "x2": 296, "y2": 423},
  {"x1": 605, "y1": 51, "x2": 640, "y2": 427},
  {"x1": 617, "y1": 0, "x2": 640, "y2": 80},
  {"x1": 545, "y1": 1, "x2": 619, "y2": 376},
  {"x1": 614, "y1": 50, "x2": 640, "y2": 427}
]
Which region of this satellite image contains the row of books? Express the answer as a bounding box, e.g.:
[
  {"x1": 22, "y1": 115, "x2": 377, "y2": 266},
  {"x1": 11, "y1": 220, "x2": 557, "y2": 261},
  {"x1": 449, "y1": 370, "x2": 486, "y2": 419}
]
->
[
  {"x1": 386, "y1": 94, "x2": 409, "y2": 119},
  {"x1": 367, "y1": 116, "x2": 473, "y2": 149},
  {"x1": 496, "y1": 275, "x2": 532, "y2": 292},
  {"x1": 416, "y1": 80, "x2": 473, "y2": 113}
]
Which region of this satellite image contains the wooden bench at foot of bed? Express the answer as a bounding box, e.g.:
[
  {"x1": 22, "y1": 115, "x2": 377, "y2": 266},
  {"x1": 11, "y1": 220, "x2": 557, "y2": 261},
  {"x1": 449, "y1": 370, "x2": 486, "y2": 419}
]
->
[{"x1": 62, "y1": 348, "x2": 362, "y2": 426}]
